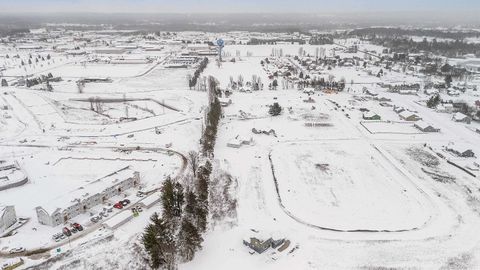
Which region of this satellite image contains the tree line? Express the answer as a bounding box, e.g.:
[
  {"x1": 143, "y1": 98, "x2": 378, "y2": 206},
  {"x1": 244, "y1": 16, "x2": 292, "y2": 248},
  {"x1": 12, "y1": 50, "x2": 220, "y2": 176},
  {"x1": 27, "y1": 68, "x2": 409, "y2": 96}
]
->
[
  {"x1": 143, "y1": 77, "x2": 223, "y2": 269},
  {"x1": 189, "y1": 58, "x2": 209, "y2": 89}
]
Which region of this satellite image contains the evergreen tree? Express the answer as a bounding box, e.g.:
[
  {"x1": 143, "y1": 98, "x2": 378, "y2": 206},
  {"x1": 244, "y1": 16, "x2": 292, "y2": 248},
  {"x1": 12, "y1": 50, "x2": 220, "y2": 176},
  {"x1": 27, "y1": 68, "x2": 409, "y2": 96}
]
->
[
  {"x1": 427, "y1": 94, "x2": 441, "y2": 108},
  {"x1": 195, "y1": 205, "x2": 208, "y2": 233},
  {"x1": 142, "y1": 213, "x2": 176, "y2": 270},
  {"x1": 445, "y1": 75, "x2": 453, "y2": 88},
  {"x1": 195, "y1": 161, "x2": 212, "y2": 232},
  {"x1": 173, "y1": 182, "x2": 185, "y2": 217},
  {"x1": 269, "y1": 102, "x2": 282, "y2": 116},
  {"x1": 184, "y1": 191, "x2": 198, "y2": 221},
  {"x1": 177, "y1": 218, "x2": 203, "y2": 262},
  {"x1": 1, "y1": 79, "x2": 7, "y2": 87},
  {"x1": 161, "y1": 177, "x2": 175, "y2": 220},
  {"x1": 272, "y1": 79, "x2": 278, "y2": 89},
  {"x1": 46, "y1": 81, "x2": 53, "y2": 91}
]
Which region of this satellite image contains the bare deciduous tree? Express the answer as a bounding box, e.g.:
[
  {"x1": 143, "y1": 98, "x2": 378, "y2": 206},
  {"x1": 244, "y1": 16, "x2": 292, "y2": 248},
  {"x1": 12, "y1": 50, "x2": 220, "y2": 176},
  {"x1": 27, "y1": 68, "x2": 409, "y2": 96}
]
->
[{"x1": 188, "y1": 151, "x2": 199, "y2": 177}]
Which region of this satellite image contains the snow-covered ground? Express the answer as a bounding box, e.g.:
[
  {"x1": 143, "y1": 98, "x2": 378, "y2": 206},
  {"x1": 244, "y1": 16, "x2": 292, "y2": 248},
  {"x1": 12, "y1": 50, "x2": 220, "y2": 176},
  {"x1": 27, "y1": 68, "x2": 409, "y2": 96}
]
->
[{"x1": 2, "y1": 32, "x2": 480, "y2": 270}]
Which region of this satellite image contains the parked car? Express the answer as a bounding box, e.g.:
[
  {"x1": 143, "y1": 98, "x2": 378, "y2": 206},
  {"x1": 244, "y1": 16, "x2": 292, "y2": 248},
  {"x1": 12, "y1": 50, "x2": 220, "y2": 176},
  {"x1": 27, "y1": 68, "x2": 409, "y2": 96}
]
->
[
  {"x1": 90, "y1": 217, "x2": 99, "y2": 223},
  {"x1": 113, "y1": 202, "x2": 123, "y2": 209},
  {"x1": 63, "y1": 227, "x2": 72, "y2": 237},
  {"x1": 121, "y1": 199, "x2": 130, "y2": 206},
  {"x1": 71, "y1": 227, "x2": 78, "y2": 234},
  {"x1": 9, "y1": 247, "x2": 25, "y2": 254},
  {"x1": 73, "y1": 223, "x2": 84, "y2": 231},
  {"x1": 52, "y1": 233, "x2": 63, "y2": 241}
]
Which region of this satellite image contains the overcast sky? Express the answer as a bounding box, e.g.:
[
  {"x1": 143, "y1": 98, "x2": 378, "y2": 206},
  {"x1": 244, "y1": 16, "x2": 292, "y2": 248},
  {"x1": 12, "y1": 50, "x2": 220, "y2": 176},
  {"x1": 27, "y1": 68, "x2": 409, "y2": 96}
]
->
[{"x1": 1, "y1": 0, "x2": 480, "y2": 13}]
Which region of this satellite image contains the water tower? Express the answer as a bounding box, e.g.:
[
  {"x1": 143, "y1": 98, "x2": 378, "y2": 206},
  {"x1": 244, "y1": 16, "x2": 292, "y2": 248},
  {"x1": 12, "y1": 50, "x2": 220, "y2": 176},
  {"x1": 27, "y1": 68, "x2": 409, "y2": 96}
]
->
[{"x1": 216, "y1": 38, "x2": 225, "y2": 62}]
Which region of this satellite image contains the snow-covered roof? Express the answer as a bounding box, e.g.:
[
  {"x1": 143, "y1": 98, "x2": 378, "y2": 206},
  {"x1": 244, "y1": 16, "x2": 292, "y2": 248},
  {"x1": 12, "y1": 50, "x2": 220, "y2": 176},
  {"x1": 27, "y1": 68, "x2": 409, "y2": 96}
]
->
[
  {"x1": 38, "y1": 167, "x2": 136, "y2": 215},
  {"x1": 453, "y1": 112, "x2": 468, "y2": 121},
  {"x1": 414, "y1": 121, "x2": 435, "y2": 130},
  {"x1": 0, "y1": 167, "x2": 27, "y2": 186},
  {"x1": 0, "y1": 205, "x2": 14, "y2": 218},
  {"x1": 363, "y1": 111, "x2": 379, "y2": 118},
  {"x1": 399, "y1": 110, "x2": 418, "y2": 118},
  {"x1": 102, "y1": 210, "x2": 133, "y2": 230},
  {"x1": 141, "y1": 193, "x2": 161, "y2": 208},
  {"x1": 446, "y1": 143, "x2": 474, "y2": 154}
]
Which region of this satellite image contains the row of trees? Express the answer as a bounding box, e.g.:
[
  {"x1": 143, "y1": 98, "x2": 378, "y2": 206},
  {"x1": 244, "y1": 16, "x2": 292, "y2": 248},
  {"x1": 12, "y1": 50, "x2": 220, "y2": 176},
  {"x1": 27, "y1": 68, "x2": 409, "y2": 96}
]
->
[
  {"x1": 143, "y1": 76, "x2": 223, "y2": 269},
  {"x1": 25, "y1": 72, "x2": 55, "y2": 90},
  {"x1": 189, "y1": 58, "x2": 209, "y2": 89},
  {"x1": 374, "y1": 37, "x2": 480, "y2": 58},
  {"x1": 348, "y1": 27, "x2": 480, "y2": 41},
  {"x1": 201, "y1": 96, "x2": 221, "y2": 155},
  {"x1": 142, "y1": 158, "x2": 213, "y2": 269}
]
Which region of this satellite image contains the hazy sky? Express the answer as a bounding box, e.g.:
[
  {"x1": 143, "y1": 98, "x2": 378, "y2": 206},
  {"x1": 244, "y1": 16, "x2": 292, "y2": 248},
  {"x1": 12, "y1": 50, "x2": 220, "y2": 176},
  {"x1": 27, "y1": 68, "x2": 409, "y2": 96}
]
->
[{"x1": 1, "y1": 0, "x2": 480, "y2": 13}]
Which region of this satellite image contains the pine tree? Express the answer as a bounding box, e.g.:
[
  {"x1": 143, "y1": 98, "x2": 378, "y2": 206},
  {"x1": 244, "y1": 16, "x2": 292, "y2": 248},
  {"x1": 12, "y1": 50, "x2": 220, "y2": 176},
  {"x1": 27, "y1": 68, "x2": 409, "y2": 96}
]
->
[
  {"x1": 161, "y1": 177, "x2": 175, "y2": 220},
  {"x1": 272, "y1": 79, "x2": 278, "y2": 89},
  {"x1": 195, "y1": 161, "x2": 212, "y2": 232},
  {"x1": 445, "y1": 75, "x2": 453, "y2": 88},
  {"x1": 177, "y1": 218, "x2": 203, "y2": 262},
  {"x1": 184, "y1": 190, "x2": 198, "y2": 223},
  {"x1": 173, "y1": 182, "x2": 185, "y2": 218},
  {"x1": 195, "y1": 205, "x2": 208, "y2": 233},
  {"x1": 427, "y1": 94, "x2": 441, "y2": 108},
  {"x1": 46, "y1": 81, "x2": 53, "y2": 91},
  {"x1": 1, "y1": 79, "x2": 7, "y2": 87},
  {"x1": 142, "y1": 213, "x2": 176, "y2": 269},
  {"x1": 269, "y1": 102, "x2": 282, "y2": 116}
]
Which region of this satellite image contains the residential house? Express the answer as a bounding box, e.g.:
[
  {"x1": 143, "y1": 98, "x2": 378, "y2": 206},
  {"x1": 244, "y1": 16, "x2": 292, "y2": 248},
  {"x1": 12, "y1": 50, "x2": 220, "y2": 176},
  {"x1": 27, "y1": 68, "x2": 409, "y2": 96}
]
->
[
  {"x1": 414, "y1": 121, "x2": 440, "y2": 132},
  {"x1": 436, "y1": 104, "x2": 454, "y2": 113},
  {"x1": 393, "y1": 106, "x2": 406, "y2": 114},
  {"x1": 362, "y1": 112, "x2": 381, "y2": 120},
  {"x1": 446, "y1": 146, "x2": 475, "y2": 158},
  {"x1": 399, "y1": 111, "x2": 421, "y2": 121},
  {"x1": 243, "y1": 237, "x2": 285, "y2": 254},
  {"x1": 452, "y1": 112, "x2": 472, "y2": 124}
]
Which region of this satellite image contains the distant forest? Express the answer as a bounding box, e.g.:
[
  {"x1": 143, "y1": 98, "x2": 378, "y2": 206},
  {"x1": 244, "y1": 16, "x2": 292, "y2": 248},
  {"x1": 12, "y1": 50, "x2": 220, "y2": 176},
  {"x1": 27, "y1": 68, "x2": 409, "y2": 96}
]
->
[
  {"x1": 348, "y1": 27, "x2": 480, "y2": 40},
  {"x1": 348, "y1": 28, "x2": 480, "y2": 57}
]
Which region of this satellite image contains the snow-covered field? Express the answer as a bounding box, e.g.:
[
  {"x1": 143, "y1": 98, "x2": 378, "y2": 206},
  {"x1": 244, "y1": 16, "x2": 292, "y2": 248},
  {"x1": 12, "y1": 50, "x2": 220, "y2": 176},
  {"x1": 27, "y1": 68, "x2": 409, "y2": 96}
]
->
[
  {"x1": 271, "y1": 141, "x2": 431, "y2": 232},
  {"x1": 2, "y1": 31, "x2": 480, "y2": 270}
]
